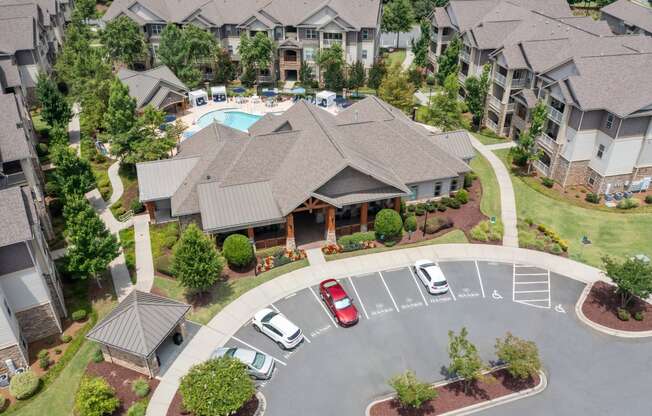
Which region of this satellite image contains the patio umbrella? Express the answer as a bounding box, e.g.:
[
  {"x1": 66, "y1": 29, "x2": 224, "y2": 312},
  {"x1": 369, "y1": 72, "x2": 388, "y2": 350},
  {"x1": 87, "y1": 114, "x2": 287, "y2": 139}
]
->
[
  {"x1": 290, "y1": 87, "x2": 306, "y2": 94},
  {"x1": 261, "y1": 90, "x2": 277, "y2": 97},
  {"x1": 232, "y1": 87, "x2": 246, "y2": 94}
]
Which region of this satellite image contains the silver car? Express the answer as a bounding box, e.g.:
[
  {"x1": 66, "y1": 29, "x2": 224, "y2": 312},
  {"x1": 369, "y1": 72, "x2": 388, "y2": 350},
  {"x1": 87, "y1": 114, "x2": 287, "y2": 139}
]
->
[{"x1": 211, "y1": 347, "x2": 275, "y2": 380}]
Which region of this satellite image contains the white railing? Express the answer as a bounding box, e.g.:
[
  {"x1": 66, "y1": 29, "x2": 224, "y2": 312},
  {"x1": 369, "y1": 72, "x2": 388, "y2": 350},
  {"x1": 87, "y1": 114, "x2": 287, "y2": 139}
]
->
[
  {"x1": 505, "y1": 102, "x2": 515, "y2": 112},
  {"x1": 533, "y1": 159, "x2": 551, "y2": 176},
  {"x1": 547, "y1": 106, "x2": 564, "y2": 124},
  {"x1": 119, "y1": 210, "x2": 134, "y2": 222},
  {"x1": 488, "y1": 95, "x2": 502, "y2": 110},
  {"x1": 458, "y1": 72, "x2": 467, "y2": 82},
  {"x1": 537, "y1": 133, "x2": 557, "y2": 150},
  {"x1": 460, "y1": 49, "x2": 470, "y2": 62},
  {"x1": 494, "y1": 72, "x2": 507, "y2": 87},
  {"x1": 485, "y1": 118, "x2": 498, "y2": 131},
  {"x1": 511, "y1": 77, "x2": 529, "y2": 89},
  {"x1": 322, "y1": 38, "x2": 342, "y2": 47}
]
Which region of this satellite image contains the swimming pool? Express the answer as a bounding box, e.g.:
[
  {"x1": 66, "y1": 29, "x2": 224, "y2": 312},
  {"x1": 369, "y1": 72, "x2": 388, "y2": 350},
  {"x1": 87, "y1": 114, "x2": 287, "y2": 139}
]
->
[{"x1": 196, "y1": 109, "x2": 262, "y2": 132}]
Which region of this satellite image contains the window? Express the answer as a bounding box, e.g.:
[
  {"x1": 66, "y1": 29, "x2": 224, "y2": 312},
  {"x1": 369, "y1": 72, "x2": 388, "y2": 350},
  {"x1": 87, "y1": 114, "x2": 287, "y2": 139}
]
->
[
  {"x1": 305, "y1": 28, "x2": 318, "y2": 40},
  {"x1": 605, "y1": 113, "x2": 615, "y2": 129},
  {"x1": 409, "y1": 185, "x2": 418, "y2": 201},
  {"x1": 274, "y1": 27, "x2": 283, "y2": 40},
  {"x1": 150, "y1": 24, "x2": 164, "y2": 35},
  {"x1": 4, "y1": 299, "x2": 11, "y2": 317},
  {"x1": 588, "y1": 177, "x2": 595, "y2": 186},
  {"x1": 450, "y1": 179, "x2": 458, "y2": 192},
  {"x1": 323, "y1": 32, "x2": 342, "y2": 40},
  {"x1": 361, "y1": 28, "x2": 370, "y2": 40},
  {"x1": 304, "y1": 47, "x2": 315, "y2": 62},
  {"x1": 361, "y1": 49, "x2": 367, "y2": 60},
  {"x1": 434, "y1": 182, "x2": 442, "y2": 197},
  {"x1": 596, "y1": 144, "x2": 605, "y2": 159},
  {"x1": 227, "y1": 45, "x2": 233, "y2": 54}
]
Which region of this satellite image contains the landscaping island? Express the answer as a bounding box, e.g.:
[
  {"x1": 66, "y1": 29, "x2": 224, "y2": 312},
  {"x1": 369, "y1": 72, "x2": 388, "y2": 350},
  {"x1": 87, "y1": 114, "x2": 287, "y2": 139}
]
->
[{"x1": 581, "y1": 281, "x2": 652, "y2": 332}]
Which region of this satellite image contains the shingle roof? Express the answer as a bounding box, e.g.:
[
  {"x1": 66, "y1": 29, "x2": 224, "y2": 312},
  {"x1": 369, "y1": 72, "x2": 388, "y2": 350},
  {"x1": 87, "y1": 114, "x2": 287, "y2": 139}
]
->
[
  {"x1": 0, "y1": 187, "x2": 34, "y2": 247},
  {"x1": 117, "y1": 65, "x2": 188, "y2": 109},
  {"x1": 138, "y1": 97, "x2": 471, "y2": 232},
  {"x1": 86, "y1": 291, "x2": 190, "y2": 357},
  {"x1": 429, "y1": 130, "x2": 475, "y2": 161},
  {"x1": 0, "y1": 92, "x2": 32, "y2": 163},
  {"x1": 601, "y1": 0, "x2": 652, "y2": 34}
]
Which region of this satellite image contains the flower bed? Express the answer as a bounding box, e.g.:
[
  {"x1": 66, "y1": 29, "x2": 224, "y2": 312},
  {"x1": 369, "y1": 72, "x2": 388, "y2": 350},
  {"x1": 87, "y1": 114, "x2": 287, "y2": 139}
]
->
[
  {"x1": 255, "y1": 248, "x2": 307, "y2": 274},
  {"x1": 369, "y1": 368, "x2": 540, "y2": 416},
  {"x1": 518, "y1": 219, "x2": 568, "y2": 255},
  {"x1": 581, "y1": 281, "x2": 652, "y2": 332}
]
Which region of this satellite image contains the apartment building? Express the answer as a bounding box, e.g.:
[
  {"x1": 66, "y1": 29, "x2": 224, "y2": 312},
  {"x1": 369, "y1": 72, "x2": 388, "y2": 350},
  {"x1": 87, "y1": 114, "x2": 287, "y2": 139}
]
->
[
  {"x1": 0, "y1": 186, "x2": 67, "y2": 374},
  {"x1": 102, "y1": 0, "x2": 382, "y2": 82},
  {"x1": 601, "y1": 0, "x2": 652, "y2": 37}
]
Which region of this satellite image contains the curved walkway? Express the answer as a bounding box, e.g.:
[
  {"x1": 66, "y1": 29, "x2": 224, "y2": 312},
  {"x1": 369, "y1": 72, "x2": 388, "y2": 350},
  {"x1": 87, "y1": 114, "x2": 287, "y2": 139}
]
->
[{"x1": 146, "y1": 244, "x2": 605, "y2": 416}]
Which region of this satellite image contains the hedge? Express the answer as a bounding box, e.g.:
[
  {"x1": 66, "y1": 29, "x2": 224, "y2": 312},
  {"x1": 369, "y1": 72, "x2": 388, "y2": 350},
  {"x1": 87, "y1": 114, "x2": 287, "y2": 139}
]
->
[
  {"x1": 337, "y1": 232, "x2": 376, "y2": 246},
  {"x1": 374, "y1": 209, "x2": 403, "y2": 240},
  {"x1": 222, "y1": 234, "x2": 254, "y2": 268},
  {"x1": 9, "y1": 372, "x2": 40, "y2": 400}
]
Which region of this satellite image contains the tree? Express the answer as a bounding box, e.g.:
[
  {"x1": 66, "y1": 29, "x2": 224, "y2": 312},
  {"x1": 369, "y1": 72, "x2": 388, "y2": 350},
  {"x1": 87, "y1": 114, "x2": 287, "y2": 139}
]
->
[
  {"x1": 425, "y1": 72, "x2": 463, "y2": 131},
  {"x1": 102, "y1": 16, "x2": 146, "y2": 67},
  {"x1": 367, "y1": 60, "x2": 386, "y2": 91},
  {"x1": 411, "y1": 19, "x2": 431, "y2": 69},
  {"x1": 36, "y1": 75, "x2": 71, "y2": 127},
  {"x1": 382, "y1": 0, "x2": 415, "y2": 48},
  {"x1": 316, "y1": 43, "x2": 346, "y2": 91},
  {"x1": 378, "y1": 63, "x2": 416, "y2": 113},
  {"x1": 511, "y1": 101, "x2": 546, "y2": 172},
  {"x1": 389, "y1": 370, "x2": 437, "y2": 409},
  {"x1": 436, "y1": 36, "x2": 461, "y2": 85},
  {"x1": 74, "y1": 376, "x2": 120, "y2": 416},
  {"x1": 238, "y1": 32, "x2": 275, "y2": 91},
  {"x1": 103, "y1": 78, "x2": 136, "y2": 136},
  {"x1": 602, "y1": 256, "x2": 652, "y2": 309},
  {"x1": 158, "y1": 25, "x2": 217, "y2": 88},
  {"x1": 495, "y1": 333, "x2": 542, "y2": 380},
  {"x1": 348, "y1": 61, "x2": 366, "y2": 93},
  {"x1": 222, "y1": 234, "x2": 254, "y2": 269},
  {"x1": 464, "y1": 64, "x2": 491, "y2": 130},
  {"x1": 179, "y1": 357, "x2": 255, "y2": 416},
  {"x1": 211, "y1": 46, "x2": 237, "y2": 84},
  {"x1": 299, "y1": 61, "x2": 314, "y2": 86},
  {"x1": 72, "y1": 0, "x2": 96, "y2": 22},
  {"x1": 64, "y1": 197, "x2": 119, "y2": 284},
  {"x1": 374, "y1": 208, "x2": 403, "y2": 241},
  {"x1": 110, "y1": 117, "x2": 175, "y2": 165},
  {"x1": 172, "y1": 224, "x2": 224, "y2": 293},
  {"x1": 51, "y1": 146, "x2": 95, "y2": 198},
  {"x1": 410, "y1": 0, "x2": 438, "y2": 21},
  {"x1": 448, "y1": 327, "x2": 485, "y2": 393}
]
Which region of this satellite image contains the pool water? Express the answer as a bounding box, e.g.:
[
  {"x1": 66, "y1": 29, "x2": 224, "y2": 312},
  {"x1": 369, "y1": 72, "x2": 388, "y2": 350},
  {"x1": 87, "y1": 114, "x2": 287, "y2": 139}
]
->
[{"x1": 196, "y1": 109, "x2": 262, "y2": 132}]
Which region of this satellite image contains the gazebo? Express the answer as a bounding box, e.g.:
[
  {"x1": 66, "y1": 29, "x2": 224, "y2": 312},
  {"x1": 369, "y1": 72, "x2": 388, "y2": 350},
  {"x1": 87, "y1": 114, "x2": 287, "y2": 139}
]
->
[{"x1": 87, "y1": 291, "x2": 190, "y2": 378}]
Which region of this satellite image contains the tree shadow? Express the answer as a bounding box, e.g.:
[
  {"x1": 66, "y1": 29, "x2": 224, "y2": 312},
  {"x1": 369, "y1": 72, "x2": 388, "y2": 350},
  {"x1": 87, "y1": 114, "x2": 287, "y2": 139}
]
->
[{"x1": 388, "y1": 399, "x2": 435, "y2": 416}]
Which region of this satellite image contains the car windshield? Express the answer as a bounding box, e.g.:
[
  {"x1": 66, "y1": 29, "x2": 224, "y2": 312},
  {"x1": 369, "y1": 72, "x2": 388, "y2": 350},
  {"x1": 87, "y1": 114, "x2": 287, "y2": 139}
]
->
[
  {"x1": 334, "y1": 297, "x2": 352, "y2": 309},
  {"x1": 261, "y1": 311, "x2": 278, "y2": 323},
  {"x1": 252, "y1": 352, "x2": 266, "y2": 370},
  {"x1": 420, "y1": 268, "x2": 432, "y2": 281},
  {"x1": 226, "y1": 348, "x2": 236, "y2": 357},
  {"x1": 433, "y1": 279, "x2": 448, "y2": 287},
  {"x1": 323, "y1": 280, "x2": 338, "y2": 288}
]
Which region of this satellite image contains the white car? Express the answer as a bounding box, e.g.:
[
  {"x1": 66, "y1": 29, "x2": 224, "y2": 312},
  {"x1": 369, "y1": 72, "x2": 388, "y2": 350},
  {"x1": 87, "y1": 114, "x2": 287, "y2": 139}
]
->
[
  {"x1": 211, "y1": 347, "x2": 275, "y2": 380},
  {"x1": 252, "y1": 308, "x2": 304, "y2": 350},
  {"x1": 414, "y1": 260, "x2": 449, "y2": 294}
]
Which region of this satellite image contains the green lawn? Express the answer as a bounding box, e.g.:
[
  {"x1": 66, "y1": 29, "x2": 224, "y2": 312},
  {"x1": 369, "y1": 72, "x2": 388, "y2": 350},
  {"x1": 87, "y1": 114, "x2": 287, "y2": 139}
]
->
[
  {"x1": 472, "y1": 130, "x2": 510, "y2": 146},
  {"x1": 384, "y1": 49, "x2": 406, "y2": 68},
  {"x1": 119, "y1": 227, "x2": 136, "y2": 283},
  {"x1": 325, "y1": 230, "x2": 469, "y2": 261},
  {"x1": 150, "y1": 222, "x2": 180, "y2": 277},
  {"x1": 154, "y1": 259, "x2": 310, "y2": 325},
  {"x1": 80, "y1": 139, "x2": 113, "y2": 201},
  {"x1": 110, "y1": 164, "x2": 139, "y2": 218},
  {"x1": 470, "y1": 153, "x2": 501, "y2": 218},
  {"x1": 494, "y1": 149, "x2": 652, "y2": 267}
]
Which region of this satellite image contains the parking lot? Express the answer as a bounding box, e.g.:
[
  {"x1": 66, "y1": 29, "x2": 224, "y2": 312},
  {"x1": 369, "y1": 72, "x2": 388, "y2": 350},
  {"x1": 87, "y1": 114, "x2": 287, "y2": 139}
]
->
[{"x1": 226, "y1": 260, "x2": 652, "y2": 415}]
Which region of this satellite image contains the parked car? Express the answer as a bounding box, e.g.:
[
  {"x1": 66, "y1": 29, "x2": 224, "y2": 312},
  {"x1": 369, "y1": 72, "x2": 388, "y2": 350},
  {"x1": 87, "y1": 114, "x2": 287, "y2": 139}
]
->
[
  {"x1": 252, "y1": 308, "x2": 304, "y2": 349},
  {"x1": 414, "y1": 260, "x2": 449, "y2": 294},
  {"x1": 211, "y1": 347, "x2": 275, "y2": 380},
  {"x1": 319, "y1": 279, "x2": 359, "y2": 326}
]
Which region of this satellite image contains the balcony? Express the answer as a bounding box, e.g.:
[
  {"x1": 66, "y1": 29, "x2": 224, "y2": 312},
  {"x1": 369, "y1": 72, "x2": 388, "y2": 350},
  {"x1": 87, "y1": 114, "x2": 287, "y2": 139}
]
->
[
  {"x1": 485, "y1": 118, "x2": 498, "y2": 132},
  {"x1": 322, "y1": 38, "x2": 342, "y2": 48},
  {"x1": 458, "y1": 72, "x2": 467, "y2": 83},
  {"x1": 460, "y1": 49, "x2": 470, "y2": 62},
  {"x1": 537, "y1": 133, "x2": 558, "y2": 152},
  {"x1": 0, "y1": 171, "x2": 27, "y2": 189},
  {"x1": 488, "y1": 95, "x2": 502, "y2": 111},
  {"x1": 494, "y1": 72, "x2": 507, "y2": 87},
  {"x1": 547, "y1": 106, "x2": 564, "y2": 124},
  {"x1": 533, "y1": 159, "x2": 551, "y2": 176},
  {"x1": 511, "y1": 77, "x2": 529, "y2": 89}
]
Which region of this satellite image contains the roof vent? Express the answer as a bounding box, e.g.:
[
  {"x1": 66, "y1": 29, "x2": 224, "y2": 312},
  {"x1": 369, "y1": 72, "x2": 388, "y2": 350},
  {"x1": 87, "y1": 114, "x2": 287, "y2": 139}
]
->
[{"x1": 206, "y1": 175, "x2": 211, "y2": 180}]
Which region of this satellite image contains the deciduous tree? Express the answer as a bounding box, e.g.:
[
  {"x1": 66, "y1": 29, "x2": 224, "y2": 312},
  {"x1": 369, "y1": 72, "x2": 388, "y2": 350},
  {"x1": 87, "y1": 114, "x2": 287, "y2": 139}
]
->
[
  {"x1": 511, "y1": 101, "x2": 546, "y2": 172},
  {"x1": 173, "y1": 224, "x2": 224, "y2": 293},
  {"x1": 378, "y1": 63, "x2": 416, "y2": 112},
  {"x1": 316, "y1": 43, "x2": 346, "y2": 91},
  {"x1": 299, "y1": 61, "x2": 314, "y2": 86},
  {"x1": 495, "y1": 333, "x2": 541, "y2": 380},
  {"x1": 348, "y1": 61, "x2": 366, "y2": 93},
  {"x1": 389, "y1": 370, "x2": 437, "y2": 409},
  {"x1": 425, "y1": 72, "x2": 463, "y2": 131},
  {"x1": 382, "y1": 0, "x2": 415, "y2": 48},
  {"x1": 603, "y1": 256, "x2": 652, "y2": 309},
  {"x1": 51, "y1": 146, "x2": 95, "y2": 198},
  {"x1": 211, "y1": 46, "x2": 237, "y2": 84},
  {"x1": 238, "y1": 32, "x2": 275, "y2": 91},
  {"x1": 36, "y1": 75, "x2": 72, "y2": 127},
  {"x1": 103, "y1": 78, "x2": 136, "y2": 136},
  {"x1": 159, "y1": 25, "x2": 217, "y2": 88},
  {"x1": 367, "y1": 60, "x2": 386, "y2": 91},
  {"x1": 448, "y1": 327, "x2": 485, "y2": 393},
  {"x1": 464, "y1": 63, "x2": 491, "y2": 130},
  {"x1": 411, "y1": 19, "x2": 431, "y2": 69},
  {"x1": 102, "y1": 16, "x2": 146, "y2": 67},
  {"x1": 436, "y1": 36, "x2": 460, "y2": 85}
]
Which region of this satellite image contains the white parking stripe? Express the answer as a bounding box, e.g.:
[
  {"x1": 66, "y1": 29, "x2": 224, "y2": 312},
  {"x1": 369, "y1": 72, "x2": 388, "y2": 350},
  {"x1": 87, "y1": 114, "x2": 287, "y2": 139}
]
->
[
  {"x1": 514, "y1": 273, "x2": 548, "y2": 276},
  {"x1": 347, "y1": 276, "x2": 369, "y2": 320},
  {"x1": 408, "y1": 267, "x2": 429, "y2": 306},
  {"x1": 514, "y1": 281, "x2": 549, "y2": 285},
  {"x1": 514, "y1": 290, "x2": 550, "y2": 293},
  {"x1": 378, "y1": 271, "x2": 400, "y2": 312},
  {"x1": 231, "y1": 336, "x2": 287, "y2": 366},
  {"x1": 308, "y1": 286, "x2": 338, "y2": 327},
  {"x1": 448, "y1": 280, "x2": 457, "y2": 301},
  {"x1": 303, "y1": 335, "x2": 312, "y2": 343},
  {"x1": 270, "y1": 303, "x2": 280, "y2": 313},
  {"x1": 474, "y1": 260, "x2": 486, "y2": 298}
]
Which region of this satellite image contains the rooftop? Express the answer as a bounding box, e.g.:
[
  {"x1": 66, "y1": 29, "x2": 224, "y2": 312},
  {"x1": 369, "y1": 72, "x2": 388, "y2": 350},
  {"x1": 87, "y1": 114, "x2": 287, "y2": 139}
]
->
[
  {"x1": 601, "y1": 0, "x2": 652, "y2": 34},
  {"x1": 0, "y1": 187, "x2": 35, "y2": 248}
]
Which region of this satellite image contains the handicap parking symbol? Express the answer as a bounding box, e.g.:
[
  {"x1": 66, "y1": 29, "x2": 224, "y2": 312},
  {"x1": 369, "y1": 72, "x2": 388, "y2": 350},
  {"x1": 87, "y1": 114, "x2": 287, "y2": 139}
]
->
[
  {"x1": 554, "y1": 304, "x2": 566, "y2": 313},
  {"x1": 492, "y1": 290, "x2": 503, "y2": 300}
]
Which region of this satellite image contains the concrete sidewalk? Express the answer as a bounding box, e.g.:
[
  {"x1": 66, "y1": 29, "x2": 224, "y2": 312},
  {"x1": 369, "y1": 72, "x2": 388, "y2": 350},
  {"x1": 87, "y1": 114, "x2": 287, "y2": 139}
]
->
[
  {"x1": 107, "y1": 161, "x2": 124, "y2": 206},
  {"x1": 134, "y1": 215, "x2": 155, "y2": 292},
  {"x1": 68, "y1": 103, "x2": 81, "y2": 156},
  {"x1": 401, "y1": 49, "x2": 415, "y2": 70},
  {"x1": 146, "y1": 243, "x2": 604, "y2": 416},
  {"x1": 485, "y1": 141, "x2": 516, "y2": 150}
]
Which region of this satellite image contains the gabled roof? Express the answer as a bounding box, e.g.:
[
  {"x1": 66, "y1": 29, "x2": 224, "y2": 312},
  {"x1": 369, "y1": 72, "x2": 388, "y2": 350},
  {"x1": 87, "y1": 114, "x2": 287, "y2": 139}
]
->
[
  {"x1": 117, "y1": 65, "x2": 188, "y2": 109},
  {"x1": 429, "y1": 130, "x2": 475, "y2": 161},
  {"x1": 0, "y1": 187, "x2": 35, "y2": 248},
  {"x1": 601, "y1": 0, "x2": 652, "y2": 34},
  {"x1": 0, "y1": 92, "x2": 32, "y2": 163},
  {"x1": 86, "y1": 291, "x2": 190, "y2": 357}
]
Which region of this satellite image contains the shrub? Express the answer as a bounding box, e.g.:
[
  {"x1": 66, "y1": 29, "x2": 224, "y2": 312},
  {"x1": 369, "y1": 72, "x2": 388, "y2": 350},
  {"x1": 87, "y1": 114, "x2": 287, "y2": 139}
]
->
[
  {"x1": 585, "y1": 193, "x2": 601, "y2": 204},
  {"x1": 37, "y1": 142, "x2": 49, "y2": 157},
  {"x1": 338, "y1": 232, "x2": 375, "y2": 246},
  {"x1": 634, "y1": 311, "x2": 644, "y2": 321},
  {"x1": 470, "y1": 221, "x2": 503, "y2": 242},
  {"x1": 130, "y1": 200, "x2": 145, "y2": 214},
  {"x1": 131, "y1": 378, "x2": 150, "y2": 398},
  {"x1": 440, "y1": 197, "x2": 452, "y2": 207},
  {"x1": 179, "y1": 357, "x2": 254, "y2": 416},
  {"x1": 222, "y1": 234, "x2": 254, "y2": 268},
  {"x1": 404, "y1": 215, "x2": 417, "y2": 233},
  {"x1": 389, "y1": 370, "x2": 437, "y2": 409},
  {"x1": 92, "y1": 347, "x2": 104, "y2": 363},
  {"x1": 55, "y1": 348, "x2": 62, "y2": 355},
  {"x1": 448, "y1": 198, "x2": 461, "y2": 209},
  {"x1": 455, "y1": 189, "x2": 469, "y2": 204},
  {"x1": 72, "y1": 309, "x2": 87, "y2": 321},
  {"x1": 424, "y1": 217, "x2": 453, "y2": 234},
  {"x1": 74, "y1": 376, "x2": 120, "y2": 416},
  {"x1": 384, "y1": 240, "x2": 398, "y2": 247},
  {"x1": 45, "y1": 181, "x2": 59, "y2": 197},
  {"x1": 38, "y1": 350, "x2": 50, "y2": 370},
  {"x1": 464, "y1": 172, "x2": 475, "y2": 189},
  {"x1": 617, "y1": 308, "x2": 630, "y2": 321},
  {"x1": 646, "y1": 195, "x2": 652, "y2": 204},
  {"x1": 495, "y1": 333, "x2": 541, "y2": 380},
  {"x1": 617, "y1": 198, "x2": 639, "y2": 210},
  {"x1": 9, "y1": 371, "x2": 40, "y2": 400},
  {"x1": 374, "y1": 209, "x2": 403, "y2": 241},
  {"x1": 0, "y1": 395, "x2": 5, "y2": 411},
  {"x1": 549, "y1": 243, "x2": 563, "y2": 255},
  {"x1": 437, "y1": 203, "x2": 447, "y2": 212},
  {"x1": 425, "y1": 202, "x2": 437, "y2": 213},
  {"x1": 407, "y1": 205, "x2": 416, "y2": 212},
  {"x1": 49, "y1": 198, "x2": 63, "y2": 217},
  {"x1": 541, "y1": 177, "x2": 554, "y2": 188},
  {"x1": 524, "y1": 217, "x2": 534, "y2": 227},
  {"x1": 414, "y1": 206, "x2": 425, "y2": 216},
  {"x1": 127, "y1": 401, "x2": 147, "y2": 416}
]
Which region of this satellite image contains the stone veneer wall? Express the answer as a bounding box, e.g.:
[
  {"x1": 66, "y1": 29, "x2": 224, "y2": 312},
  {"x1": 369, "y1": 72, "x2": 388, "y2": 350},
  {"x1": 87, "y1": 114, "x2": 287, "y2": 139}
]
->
[
  {"x1": 101, "y1": 345, "x2": 159, "y2": 378},
  {"x1": 15, "y1": 303, "x2": 61, "y2": 343},
  {"x1": 0, "y1": 344, "x2": 27, "y2": 373},
  {"x1": 43, "y1": 273, "x2": 67, "y2": 319}
]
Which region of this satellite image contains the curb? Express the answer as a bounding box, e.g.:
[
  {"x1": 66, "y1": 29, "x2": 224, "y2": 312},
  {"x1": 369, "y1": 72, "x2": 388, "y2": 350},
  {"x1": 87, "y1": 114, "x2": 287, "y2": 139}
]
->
[
  {"x1": 254, "y1": 391, "x2": 267, "y2": 416},
  {"x1": 575, "y1": 282, "x2": 652, "y2": 338},
  {"x1": 365, "y1": 368, "x2": 547, "y2": 416}
]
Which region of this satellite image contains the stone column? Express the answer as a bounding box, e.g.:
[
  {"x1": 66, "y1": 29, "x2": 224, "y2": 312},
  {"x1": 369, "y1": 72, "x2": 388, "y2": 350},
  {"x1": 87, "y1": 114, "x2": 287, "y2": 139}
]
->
[
  {"x1": 326, "y1": 206, "x2": 336, "y2": 244},
  {"x1": 360, "y1": 202, "x2": 368, "y2": 232},
  {"x1": 393, "y1": 197, "x2": 402, "y2": 213},
  {"x1": 285, "y1": 213, "x2": 295, "y2": 250},
  {"x1": 145, "y1": 201, "x2": 155, "y2": 221}
]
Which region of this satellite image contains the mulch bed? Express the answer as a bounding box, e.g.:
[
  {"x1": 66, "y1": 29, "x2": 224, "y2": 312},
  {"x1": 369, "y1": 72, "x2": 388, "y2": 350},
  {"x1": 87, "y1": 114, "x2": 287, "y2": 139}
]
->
[
  {"x1": 581, "y1": 281, "x2": 652, "y2": 331},
  {"x1": 370, "y1": 369, "x2": 538, "y2": 416},
  {"x1": 28, "y1": 319, "x2": 85, "y2": 376},
  {"x1": 86, "y1": 361, "x2": 160, "y2": 415},
  {"x1": 167, "y1": 389, "x2": 259, "y2": 416}
]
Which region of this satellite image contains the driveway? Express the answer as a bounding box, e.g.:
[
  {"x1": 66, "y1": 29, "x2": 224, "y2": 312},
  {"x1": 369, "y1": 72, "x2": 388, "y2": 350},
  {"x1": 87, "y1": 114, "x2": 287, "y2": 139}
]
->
[{"x1": 226, "y1": 261, "x2": 652, "y2": 416}]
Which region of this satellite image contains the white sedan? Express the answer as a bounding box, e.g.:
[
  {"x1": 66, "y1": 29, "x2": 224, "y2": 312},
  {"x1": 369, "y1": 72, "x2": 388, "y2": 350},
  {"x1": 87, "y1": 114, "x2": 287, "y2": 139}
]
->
[
  {"x1": 252, "y1": 308, "x2": 304, "y2": 350},
  {"x1": 414, "y1": 259, "x2": 449, "y2": 294}
]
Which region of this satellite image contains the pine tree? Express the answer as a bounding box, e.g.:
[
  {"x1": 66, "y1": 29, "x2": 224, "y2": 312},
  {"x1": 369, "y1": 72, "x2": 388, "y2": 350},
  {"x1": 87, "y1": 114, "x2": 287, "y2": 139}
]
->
[
  {"x1": 411, "y1": 19, "x2": 431, "y2": 69},
  {"x1": 378, "y1": 63, "x2": 416, "y2": 113},
  {"x1": 103, "y1": 78, "x2": 136, "y2": 136},
  {"x1": 173, "y1": 224, "x2": 224, "y2": 293}
]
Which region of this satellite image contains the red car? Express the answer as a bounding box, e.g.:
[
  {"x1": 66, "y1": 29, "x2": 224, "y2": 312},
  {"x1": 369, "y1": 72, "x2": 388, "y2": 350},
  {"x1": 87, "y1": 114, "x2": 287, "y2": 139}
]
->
[{"x1": 319, "y1": 279, "x2": 359, "y2": 326}]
